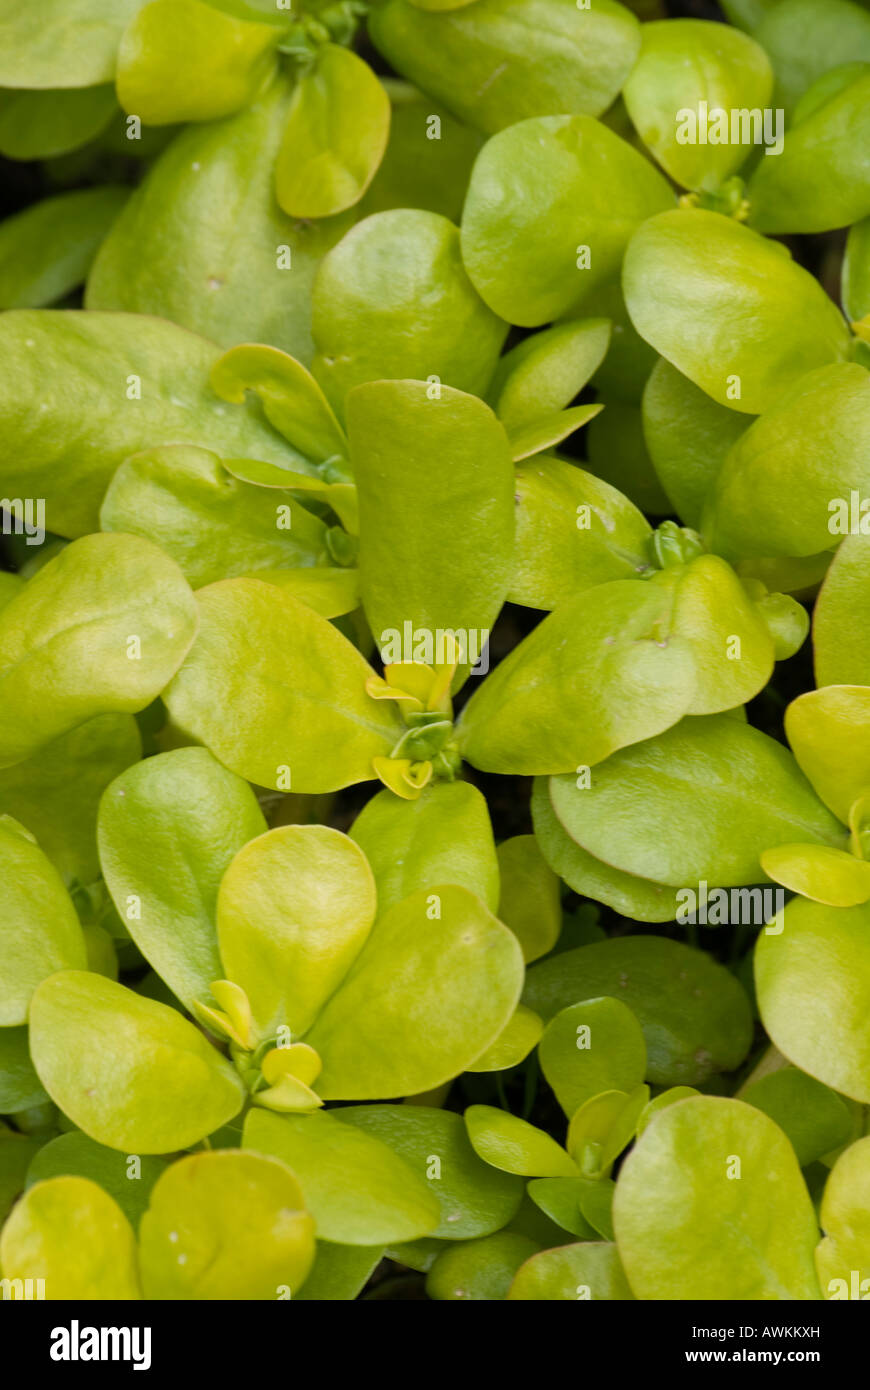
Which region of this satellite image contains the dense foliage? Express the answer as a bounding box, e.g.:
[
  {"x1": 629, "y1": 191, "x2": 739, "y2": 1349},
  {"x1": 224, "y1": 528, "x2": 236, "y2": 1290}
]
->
[{"x1": 1, "y1": 0, "x2": 870, "y2": 1302}]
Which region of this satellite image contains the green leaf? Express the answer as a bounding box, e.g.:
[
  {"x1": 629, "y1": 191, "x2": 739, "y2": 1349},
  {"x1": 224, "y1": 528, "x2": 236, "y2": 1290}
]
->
[
  {"x1": 703, "y1": 364, "x2": 870, "y2": 561},
  {"x1": 465, "y1": 1105, "x2": 577, "y2": 1178},
  {"x1": 426, "y1": 1230, "x2": 539, "y2": 1299},
  {"x1": 490, "y1": 319, "x2": 611, "y2": 430},
  {"x1": 0, "y1": 1175, "x2": 141, "y2": 1299},
  {"x1": 785, "y1": 685, "x2": 870, "y2": 823},
  {"x1": 0, "y1": 85, "x2": 117, "y2": 159},
  {"x1": 539, "y1": 998, "x2": 647, "y2": 1120},
  {"x1": 461, "y1": 114, "x2": 673, "y2": 327},
  {"x1": 275, "y1": 45, "x2": 389, "y2": 219},
  {"x1": 100, "y1": 445, "x2": 329, "y2": 588},
  {"x1": 338, "y1": 1105, "x2": 523, "y2": 1239},
  {"x1": 243, "y1": 1108, "x2": 440, "y2": 1245},
  {"x1": 468, "y1": 1005, "x2": 543, "y2": 1073},
  {"x1": 761, "y1": 843, "x2": 870, "y2": 907},
  {"x1": 0, "y1": 816, "x2": 86, "y2": 1025},
  {"x1": 98, "y1": 747, "x2": 265, "y2": 1011},
  {"x1": 508, "y1": 403, "x2": 602, "y2": 462},
  {"x1": 510, "y1": 455, "x2": 652, "y2": 610},
  {"x1": 87, "y1": 79, "x2": 354, "y2": 361},
  {"x1": 814, "y1": 537, "x2": 870, "y2": 688},
  {"x1": 211, "y1": 343, "x2": 347, "y2": 464},
  {"x1": 742, "y1": 1067, "x2": 854, "y2": 1168},
  {"x1": 495, "y1": 834, "x2": 560, "y2": 963},
  {"x1": 139, "y1": 1150, "x2": 315, "y2": 1299},
  {"x1": 248, "y1": 566, "x2": 359, "y2": 619},
  {"x1": 623, "y1": 209, "x2": 852, "y2": 414},
  {"x1": 0, "y1": 713, "x2": 140, "y2": 885},
  {"x1": 755, "y1": 0, "x2": 870, "y2": 117},
  {"x1": 641, "y1": 358, "x2": 752, "y2": 528},
  {"x1": 29, "y1": 971, "x2": 245, "y2": 1152},
  {"x1": 613, "y1": 1096, "x2": 822, "y2": 1299},
  {"x1": 0, "y1": 1028, "x2": 49, "y2": 1113},
  {"x1": 0, "y1": 0, "x2": 146, "y2": 88},
  {"x1": 222, "y1": 456, "x2": 358, "y2": 532},
  {"x1": 0, "y1": 309, "x2": 306, "y2": 537},
  {"x1": 294, "y1": 1241, "x2": 385, "y2": 1301},
  {"x1": 312, "y1": 210, "x2": 507, "y2": 413},
  {"x1": 844, "y1": 215, "x2": 870, "y2": 323},
  {"x1": 26, "y1": 1132, "x2": 167, "y2": 1226},
  {"x1": 525, "y1": 935, "x2": 753, "y2": 1088},
  {"x1": 658, "y1": 554, "x2": 783, "y2": 713},
  {"x1": 348, "y1": 379, "x2": 514, "y2": 661},
  {"x1": 0, "y1": 533, "x2": 197, "y2": 767},
  {"x1": 217, "y1": 824, "x2": 376, "y2": 1038},
  {"x1": 636, "y1": 1087, "x2": 700, "y2": 1136},
  {"x1": 755, "y1": 898, "x2": 870, "y2": 1103},
  {"x1": 0, "y1": 186, "x2": 126, "y2": 310},
  {"x1": 350, "y1": 781, "x2": 499, "y2": 916},
  {"x1": 531, "y1": 775, "x2": 681, "y2": 924},
  {"x1": 578, "y1": 1176, "x2": 616, "y2": 1242},
  {"x1": 566, "y1": 1086, "x2": 649, "y2": 1176},
  {"x1": 361, "y1": 80, "x2": 483, "y2": 223},
  {"x1": 508, "y1": 1241, "x2": 634, "y2": 1300},
  {"x1": 624, "y1": 19, "x2": 773, "y2": 192},
  {"x1": 0, "y1": 1131, "x2": 42, "y2": 1225},
  {"x1": 369, "y1": 0, "x2": 640, "y2": 134},
  {"x1": 456, "y1": 580, "x2": 697, "y2": 775},
  {"x1": 546, "y1": 713, "x2": 845, "y2": 888},
  {"x1": 749, "y1": 69, "x2": 870, "y2": 233},
  {"x1": 116, "y1": 0, "x2": 279, "y2": 125},
  {"x1": 526, "y1": 1178, "x2": 597, "y2": 1239},
  {"x1": 307, "y1": 885, "x2": 524, "y2": 1099},
  {"x1": 163, "y1": 578, "x2": 402, "y2": 793},
  {"x1": 820, "y1": 1135, "x2": 870, "y2": 1269}
]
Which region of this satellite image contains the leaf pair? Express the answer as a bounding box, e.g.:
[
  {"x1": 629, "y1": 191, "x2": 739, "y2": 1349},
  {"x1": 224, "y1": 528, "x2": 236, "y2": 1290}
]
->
[
  {"x1": 246, "y1": 1104, "x2": 524, "y2": 1248},
  {"x1": 116, "y1": 3, "x2": 391, "y2": 218},
  {"x1": 0, "y1": 1151, "x2": 315, "y2": 1299},
  {"x1": 487, "y1": 318, "x2": 609, "y2": 466},
  {"x1": 60, "y1": 754, "x2": 527, "y2": 1150},
  {"x1": 455, "y1": 554, "x2": 808, "y2": 776},
  {"x1": 86, "y1": 78, "x2": 356, "y2": 360}
]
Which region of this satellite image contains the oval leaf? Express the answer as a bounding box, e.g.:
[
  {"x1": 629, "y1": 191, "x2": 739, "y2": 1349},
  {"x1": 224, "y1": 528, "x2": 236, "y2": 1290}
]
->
[
  {"x1": 138, "y1": 1150, "x2": 315, "y2": 1299},
  {"x1": 306, "y1": 885, "x2": 524, "y2": 1099},
  {"x1": 98, "y1": 747, "x2": 266, "y2": 1010},
  {"x1": 275, "y1": 45, "x2": 390, "y2": 218},
  {"x1": 29, "y1": 971, "x2": 246, "y2": 1152},
  {"x1": 0, "y1": 534, "x2": 197, "y2": 767},
  {"x1": 613, "y1": 1096, "x2": 822, "y2": 1299},
  {"x1": 163, "y1": 578, "x2": 402, "y2": 793}
]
